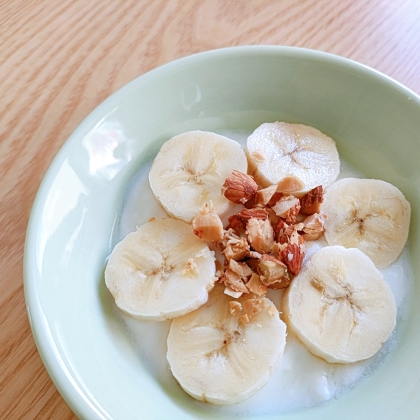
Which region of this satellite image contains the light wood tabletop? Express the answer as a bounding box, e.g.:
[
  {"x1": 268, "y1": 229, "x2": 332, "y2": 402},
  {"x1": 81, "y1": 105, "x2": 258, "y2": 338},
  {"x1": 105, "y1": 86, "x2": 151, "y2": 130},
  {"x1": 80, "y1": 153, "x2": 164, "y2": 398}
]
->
[{"x1": 1, "y1": 1, "x2": 420, "y2": 418}]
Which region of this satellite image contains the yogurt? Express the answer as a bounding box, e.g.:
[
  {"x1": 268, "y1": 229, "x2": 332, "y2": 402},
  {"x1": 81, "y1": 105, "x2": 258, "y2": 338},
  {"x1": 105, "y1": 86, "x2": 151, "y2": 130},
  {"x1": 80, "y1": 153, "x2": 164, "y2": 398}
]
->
[{"x1": 114, "y1": 130, "x2": 413, "y2": 415}]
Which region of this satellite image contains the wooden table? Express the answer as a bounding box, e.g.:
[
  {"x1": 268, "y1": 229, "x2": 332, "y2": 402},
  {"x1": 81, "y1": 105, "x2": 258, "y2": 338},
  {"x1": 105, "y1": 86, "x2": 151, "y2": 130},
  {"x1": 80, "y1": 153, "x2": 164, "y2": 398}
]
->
[{"x1": 1, "y1": 1, "x2": 419, "y2": 418}]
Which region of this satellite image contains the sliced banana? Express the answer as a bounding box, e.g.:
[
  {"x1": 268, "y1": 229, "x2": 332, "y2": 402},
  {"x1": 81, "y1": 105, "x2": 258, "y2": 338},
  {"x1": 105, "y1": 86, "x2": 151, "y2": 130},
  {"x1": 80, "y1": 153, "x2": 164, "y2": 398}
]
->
[
  {"x1": 246, "y1": 122, "x2": 340, "y2": 191},
  {"x1": 167, "y1": 285, "x2": 287, "y2": 405},
  {"x1": 322, "y1": 178, "x2": 411, "y2": 268},
  {"x1": 105, "y1": 218, "x2": 216, "y2": 321},
  {"x1": 282, "y1": 246, "x2": 397, "y2": 364},
  {"x1": 149, "y1": 131, "x2": 248, "y2": 223}
]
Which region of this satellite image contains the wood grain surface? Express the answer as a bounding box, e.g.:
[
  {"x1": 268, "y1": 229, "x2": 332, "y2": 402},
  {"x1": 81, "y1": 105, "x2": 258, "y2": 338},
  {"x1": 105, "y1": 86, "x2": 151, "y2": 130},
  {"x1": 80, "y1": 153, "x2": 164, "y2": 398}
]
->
[{"x1": 1, "y1": 0, "x2": 419, "y2": 418}]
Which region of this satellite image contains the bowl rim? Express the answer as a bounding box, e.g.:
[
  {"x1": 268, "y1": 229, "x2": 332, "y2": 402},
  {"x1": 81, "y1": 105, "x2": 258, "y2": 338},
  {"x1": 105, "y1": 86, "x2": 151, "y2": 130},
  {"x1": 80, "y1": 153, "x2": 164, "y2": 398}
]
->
[{"x1": 23, "y1": 45, "x2": 420, "y2": 419}]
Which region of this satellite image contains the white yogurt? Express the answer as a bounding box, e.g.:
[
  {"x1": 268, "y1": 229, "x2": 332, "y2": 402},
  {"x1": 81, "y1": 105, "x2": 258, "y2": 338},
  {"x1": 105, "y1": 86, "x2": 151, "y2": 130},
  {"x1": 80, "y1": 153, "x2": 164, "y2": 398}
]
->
[{"x1": 115, "y1": 130, "x2": 413, "y2": 415}]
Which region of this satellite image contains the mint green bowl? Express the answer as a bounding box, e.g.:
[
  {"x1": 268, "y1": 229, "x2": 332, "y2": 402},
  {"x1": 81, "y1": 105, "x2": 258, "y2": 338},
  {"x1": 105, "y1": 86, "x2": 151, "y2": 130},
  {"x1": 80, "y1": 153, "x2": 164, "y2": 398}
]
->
[{"x1": 24, "y1": 46, "x2": 420, "y2": 419}]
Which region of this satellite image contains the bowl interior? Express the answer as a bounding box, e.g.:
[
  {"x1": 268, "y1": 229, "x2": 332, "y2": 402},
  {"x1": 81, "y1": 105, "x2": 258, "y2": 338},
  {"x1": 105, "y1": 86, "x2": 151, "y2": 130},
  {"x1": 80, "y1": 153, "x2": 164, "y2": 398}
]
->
[{"x1": 25, "y1": 46, "x2": 420, "y2": 420}]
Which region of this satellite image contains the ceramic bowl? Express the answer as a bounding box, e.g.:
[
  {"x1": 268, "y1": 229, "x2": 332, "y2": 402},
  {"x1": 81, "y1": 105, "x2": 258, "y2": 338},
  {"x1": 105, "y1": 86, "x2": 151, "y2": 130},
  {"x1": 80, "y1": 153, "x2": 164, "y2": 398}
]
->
[{"x1": 24, "y1": 46, "x2": 420, "y2": 419}]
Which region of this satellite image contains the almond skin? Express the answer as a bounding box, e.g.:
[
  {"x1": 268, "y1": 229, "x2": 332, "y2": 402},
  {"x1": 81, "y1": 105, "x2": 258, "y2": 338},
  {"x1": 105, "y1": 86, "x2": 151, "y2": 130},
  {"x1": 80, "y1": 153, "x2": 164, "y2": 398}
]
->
[
  {"x1": 280, "y1": 243, "x2": 304, "y2": 276},
  {"x1": 300, "y1": 186, "x2": 324, "y2": 215},
  {"x1": 222, "y1": 170, "x2": 258, "y2": 204}
]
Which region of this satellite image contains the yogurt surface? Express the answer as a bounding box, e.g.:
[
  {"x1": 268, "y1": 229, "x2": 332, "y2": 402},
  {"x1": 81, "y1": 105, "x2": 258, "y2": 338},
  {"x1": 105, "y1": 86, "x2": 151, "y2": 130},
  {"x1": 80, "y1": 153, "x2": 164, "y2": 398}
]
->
[{"x1": 114, "y1": 130, "x2": 413, "y2": 415}]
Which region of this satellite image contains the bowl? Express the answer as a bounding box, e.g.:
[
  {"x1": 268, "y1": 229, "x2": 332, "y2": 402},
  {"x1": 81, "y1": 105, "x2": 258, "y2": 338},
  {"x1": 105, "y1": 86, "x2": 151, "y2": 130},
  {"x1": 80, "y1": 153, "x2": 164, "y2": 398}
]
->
[{"x1": 24, "y1": 46, "x2": 420, "y2": 419}]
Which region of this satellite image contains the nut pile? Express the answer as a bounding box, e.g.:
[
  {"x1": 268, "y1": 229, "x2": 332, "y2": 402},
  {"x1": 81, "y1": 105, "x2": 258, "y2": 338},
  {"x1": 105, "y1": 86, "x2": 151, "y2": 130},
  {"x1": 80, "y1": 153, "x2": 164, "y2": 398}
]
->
[{"x1": 192, "y1": 170, "x2": 326, "y2": 304}]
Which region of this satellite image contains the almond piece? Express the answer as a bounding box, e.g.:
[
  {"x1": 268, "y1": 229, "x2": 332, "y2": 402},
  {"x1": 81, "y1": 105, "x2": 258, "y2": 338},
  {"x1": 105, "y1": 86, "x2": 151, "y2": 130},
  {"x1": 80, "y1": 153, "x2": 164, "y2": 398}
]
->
[
  {"x1": 301, "y1": 213, "x2": 325, "y2": 240},
  {"x1": 246, "y1": 218, "x2": 274, "y2": 254},
  {"x1": 221, "y1": 229, "x2": 250, "y2": 261},
  {"x1": 271, "y1": 242, "x2": 287, "y2": 258},
  {"x1": 181, "y1": 258, "x2": 198, "y2": 275},
  {"x1": 227, "y1": 260, "x2": 252, "y2": 280},
  {"x1": 258, "y1": 254, "x2": 290, "y2": 289},
  {"x1": 255, "y1": 185, "x2": 278, "y2": 206},
  {"x1": 300, "y1": 186, "x2": 324, "y2": 215},
  {"x1": 275, "y1": 219, "x2": 289, "y2": 244},
  {"x1": 224, "y1": 287, "x2": 243, "y2": 298},
  {"x1": 192, "y1": 209, "x2": 224, "y2": 242},
  {"x1": 289, "y1": 228, "x2": 306, "y2": 256},
  {"x1": 267, "y1": 192, "x2": 284, "y2": 207},
  {"x1": 241, "y1": 263, "x2": 253, "y2": 278},
  {"x1": 249, "y1": 250, "x2": 262, "y2": 259},
  {"x1": 228, "y1": 259, "x2": 245, "y2": 277},
  {"x1": 275, "y1": 219, "x2": 304, "y2": 244},
  {"x1": 229, "y1": 301, "x2": 243, "y2": 315},
  {"x1": 243, "y1": 298, "x2": 265, "y2": 319},
  {"x1": 222, "y1": 170, "x2": 258, "y2": 204},
  {"x1": 246, "y1": 272, "x2": 268, "y2": 296},
  {"x1": 236, "y1": 207, "x2": 269, "y2": 222},
  {"x1": 244, "y1": 195, "x2": 258, "y2": 209},
  {"x1": 221, "y1": 268, "x2": 248, "y2": 293},
  {"x1": 271, "y1": 194, "x2": 301, "y2": 224},
  {"x1": 267, "y1": 208, "x2": 279, "y2": 232},
  {"x1": 245, "y1": 258, "x2": 260, "y2": 272},
  {"x1": 280, "y1": 243, "x2": 304, "y2": 276},
  {"x1": 227, "y1": 214, "x2": 246, "y2": 235}
]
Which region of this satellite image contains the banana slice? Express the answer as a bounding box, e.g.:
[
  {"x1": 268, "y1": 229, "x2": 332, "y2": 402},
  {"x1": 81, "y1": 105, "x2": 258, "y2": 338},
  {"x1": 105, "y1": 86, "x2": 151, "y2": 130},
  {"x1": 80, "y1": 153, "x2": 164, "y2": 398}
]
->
[
  {"x1": 282, "y1": 246, "x2": 397, "y2": 364},
  {"x1": 322, "y1": 178, "x2": 411, "y2": 268},
  {"x1": 246, "y1": 122, "x2": 340, "y2": 191},
  {"x1": 149, "y1": 131, "x2": 248, "y2": 223},
  {"x1": 105, "y1": 218, "x2": 216, "y2": 321},
  {"x1": 167, "y1": 285, "x2": 287, "y2": 405}
]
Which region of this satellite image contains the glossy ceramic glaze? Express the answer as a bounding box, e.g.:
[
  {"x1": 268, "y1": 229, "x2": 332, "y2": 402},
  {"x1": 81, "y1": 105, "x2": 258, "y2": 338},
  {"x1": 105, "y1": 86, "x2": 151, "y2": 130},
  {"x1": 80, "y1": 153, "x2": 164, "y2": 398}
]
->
[{"x1": 24, "y1": 46, "x2": 420, "y2": 419}]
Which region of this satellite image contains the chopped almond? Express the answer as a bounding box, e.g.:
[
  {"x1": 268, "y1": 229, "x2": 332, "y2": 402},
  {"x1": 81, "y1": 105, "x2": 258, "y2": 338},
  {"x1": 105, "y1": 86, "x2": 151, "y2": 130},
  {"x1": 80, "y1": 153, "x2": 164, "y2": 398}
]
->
[
  {"x1": 239, "y1": 314, "x2": 250, "y2": 324},
  {"x1": 181, "y1": 258, "x2": 198, "y2": 275},
  {"x1": 300, "y1": 186, "x2": 324, "y2": 215},
  {"x1": 228, "y1": 259, "x2": 244, "y2": 276},
  {"x1": 192, "y1": 208, "x2": 224, "y2": 242},
  {"x1": 221, "y1": 268, "x2": 248, "y2": 293},
  {"x1": 267, "y1": 191, "x2": 284, "y2": 207},
  {"x1": 267, "y1": 208, "x2": 279, "y2": 231},
  {"x1": 255, "y1": 185, "x2": 278, "y2": 205},
  {"x1": 236, "y1": 207, "x2": 269, "y2": 222},
  {"x1": 227, "y1": 214, "x2": 246, "y2": 235},
  {"x1": 245, "y1": 258, "x2": 259, "y2": 272},
  {"x1": 246, "y1": 218, "x2": 274, "y2": 254},
  {"x1": 222, "y1": 230, "x2": 250, "y2": 261},
  {"x1": 271, "y1": 242, "x2": 287, "y2": 258},
  {"x1": 248, "y1": 250, "x2": 263, "y2": 259},
  {"x1": 280, "y1": 243, "x2": 304, "y2": 277},
  {"x1": 224, "y1": 287, "x2": 243, "y2": 298},
  {"x1": 227, "y1": 259, "x2": 252, "y2": 280},
  {"x1": 301, "y1": 213, "x2": 325, "y2": 240},
  {"x1": 275, "y1": 219, "x2": 289, "y2": 244},
  {"x1": 275, "y1": 219, "x2": 304, "y2": 245},
  {"x1": 243, "y1": 298, "x2": 265, "y2": 318},
  {"x1": 229, "y1": 301, "x2": 243, "y2": 315},
  {"x1": 258, "y1": 254, "x2": 290, "y2": 289},
  {"x1": 289, "y1": 227, "x2": 305, "y2": 248},
  {"x1": 222, "y1": 170, "x2": 258, "y2": 204},
  {"x1": 271, "y1": 194, "x2": 301, "y2": 224},
  {"x1": 240, "y1": 262, "x2": 253, "y2": 278},
  {"x1": 246, "y1": 272, "x2": 268, "y2": 296}
]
